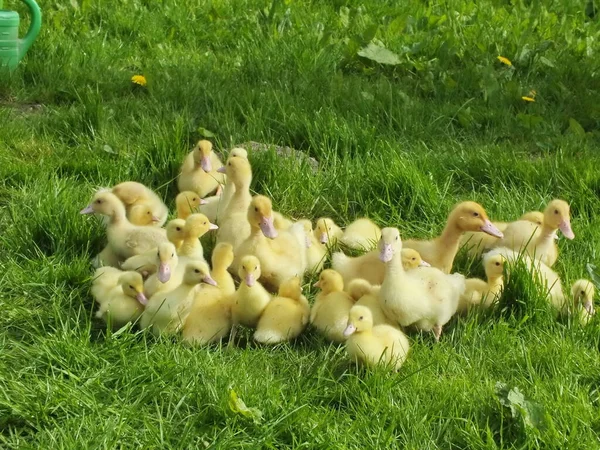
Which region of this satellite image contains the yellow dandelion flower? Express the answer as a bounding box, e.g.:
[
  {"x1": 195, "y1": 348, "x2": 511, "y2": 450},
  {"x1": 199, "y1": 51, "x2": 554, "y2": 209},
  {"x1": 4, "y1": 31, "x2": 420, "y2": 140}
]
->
[
  {"x1": 131, "y1": 75, "x2": 147, "y2": 87},
  {"x1": 497, "y1": 56, "x2": 512, "y2": 66},
  {"x1": 522, "y1": 96, "x2": 535, "y2": 102}
]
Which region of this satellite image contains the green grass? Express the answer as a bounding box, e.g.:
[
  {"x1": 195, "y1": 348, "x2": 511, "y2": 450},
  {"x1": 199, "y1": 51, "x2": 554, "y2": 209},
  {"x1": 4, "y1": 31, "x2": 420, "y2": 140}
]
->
[{"x1": 1, "y1": 0, "x2": 600, "y2": 447}]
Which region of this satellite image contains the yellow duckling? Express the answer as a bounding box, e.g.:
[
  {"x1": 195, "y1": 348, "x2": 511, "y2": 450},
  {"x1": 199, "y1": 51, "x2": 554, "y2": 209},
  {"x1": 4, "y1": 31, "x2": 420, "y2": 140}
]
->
[
  {"x1": 379, "y1": 228, "x2": 465, "y2": 341},
  {"x1": 570, "y1": 279, "x2": 595, "y2": 325},
  {"x1": 92, "y1": 246, "x2": 121, "y2": 268},
  {"x1": 143, "y1": 243, "x2": 180, "y2": 298},
  {"x1": 81, "y1": 191, "x2": 168, "y2": 262},
  {"x1": 343, "y1": 305, "x2": 410, "y2": 371},
  {"x1": 340, "y1": 218, "x2": 382, "y2": 250},
  {"x1": 310, "y1": 269, "x2": 355, "y2": 343},
  {"x1": 111, "y1": 181, "x2": 169, "y2": 227},
  {"x1": 91, "y1": 267, "x2": 147, "y2": 327},
  {"x1": 176, "y1": 191, "x2": 206, "y2": 220},
  {"x1": 210, "y1": 242, "x2": 236, "y2": 296},
  {"x1": 297, "y1": 220, "x2": 327, "y2": 273},
  {"x1": 332, "y1": 247, "x2": 430, "y2": 287},
  {"x1": 346, "y1": 279, "x2": 394, "y2": 326},
  {"x1": 254, "y1": 276, "x2": 310, "y2": 344},
  {"x1": 216, "y1": 155, "x2": 253, "y2": 253},
  {"x1": 498, "y1": 199, "x2": 574, "y2": 266},
  {"x1": 141, "y1": 261, "x2": 217, "y2": 336},
  {"x1": 128, "y1": 204, "x2": 160, "y2": 226},
  {"x1": 166, "y1": 219, "x2": 186, "y2": 252},
  {"x1": 234, "y1": 195, "x2": 307, "y2": 290},
  {"x1": 314, "y1": 218, "x2": 344, "y2": 246},
  {"x1": 457, "y1": 253, "x2": 505, "y2": 314},
  {"x1": 403, "y1": 201, "x2": 503, "y2": 274},
  {"x1": 231, "y1": 256, "x2": 272, "y2": 329},
  {"x1": 177, "y1": 140, "x2": 226, "y2": 197},
  {"x1": 179, "y1": 213, "x2": 219, "y2": 261},
  {"x1": 121, "y1": 241, "x2": 178, "y2": 279}
]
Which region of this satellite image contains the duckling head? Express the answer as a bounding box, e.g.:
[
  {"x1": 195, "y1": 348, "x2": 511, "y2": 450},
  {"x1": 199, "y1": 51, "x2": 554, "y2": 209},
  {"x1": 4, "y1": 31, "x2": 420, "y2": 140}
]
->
[
  {"x1": 346, "y1": 278, "x2": 373, "y2": 301},
  {"x1": 297, "y1": 220, "x2": 314, "y2": 248},
  {"x1": 216, "y1": 155, "x2": 252, "y2": 187},
  {"x1": 315, "y1": 218, "x2": 338, "y2": 244},
  {"x1": 521, "y1": 211, "x2": 544, "y2": 226},
  {"x1": 229, "y1": 147, "x2": 248, "y2": 159},
  {"x1": 401, "y1": 248, "x2": 430, "y2": 270},
  {"x1": 571, "y1": 279, "x2": 595, "y2": 316},
  {"x1": 343, "y1": 305, "x2": 374, "y2": 337},
  {"x1": 483, "y1": 253, "x2": 505, "y2": 279},
  {"x1": 183, "y1": 261, "x2": 217, "y2": 286},
  {"x1": 378, "y1": 227, "x2": 402, "y2": 263},
  {"x1": 313, "y1": 269, "x2": 344, "y2": 294},
  {"x1": 212, "y1": 242, "x2": 234, "y2": 271},
  {"x1": 119, "y1": 271, "x2": 147, "y2": 305},
  {"x1": 112, "y1": 182, "x2": 146, "y2": 205},
  {"x1": 156, "y1": 242, "x2": 178, "y2": 283},
  {"x1": 239, "y1": 255, "x2": 261, "y2": 287},
  {"x1": 192, "y1": 140, "x2": 214, "y2": 172},
  {"x1": 129, "y1": 204, "x2": 159, "y2": 226},
  {"x1": 278, "y1": 276, "x2": 302, "y2": 300},
  {"x1": 248, "y1": 195, "x2": 278, "y2": 239},
  {"x1": 80, "y1": 191, "x2": 123, "y2": 217},
  {"x1": 166, "y1": 219, "x2": 187, "y2": 246},
  {"x1": 451, "y1": 202, "x2": 503, "y2": 238},
  {"x1": 184, "y1": 213, "x2": 218, "y2": 239},
  {"x1": 544, "y1": 199, "x2": 574, "y2": 239},
  {"x1": 176, "y1": 191, "x2": 206, "y2": 214}
]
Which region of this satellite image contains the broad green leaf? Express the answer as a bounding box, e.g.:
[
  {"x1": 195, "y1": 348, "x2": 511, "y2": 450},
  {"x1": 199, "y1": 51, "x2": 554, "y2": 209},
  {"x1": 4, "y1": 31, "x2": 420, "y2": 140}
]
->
[
  {"x1": 357, "y1": 43, "x2": 401, "y2": 65},
  {"x1": 228, "y1": 388, "x2": 263, "y2": 422},
  {"x1": 586, "y1": 263, "x2": 600, "y2": 289},
  {"x1": 517, "y1": 113, "x2": 544, "y2": 129},
  {"x1": 568, "y1": 118, "x2": 586, "y2": 137},
  {"x1": 197, "y1": 127, "x2": 216, "y2": 138},
  {"x1": 539, "y1": 56, "x2": 555, "y2": 68},
  {"x1": 102, "y1": 144, "x2": 118, "y2": 155}
]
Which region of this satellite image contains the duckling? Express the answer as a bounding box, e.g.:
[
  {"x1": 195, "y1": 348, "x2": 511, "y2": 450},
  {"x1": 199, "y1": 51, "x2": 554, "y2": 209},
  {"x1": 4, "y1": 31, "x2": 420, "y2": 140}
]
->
[
  {"x1": 570, "y1": 279, "x2": 595, "y2": 325},
  {"x1": 457, "y1": 253, "x2": 505, "y2": 314},
  {"x1": 379, "y1": 228, "x2": 465, "y2": 341},
  {"x1": 143, "y1": 243, "x2": 180, "y2": 298},
  {"x1": 121, "y1": 241, "x2": 178, "y2": 279},
  {"x1": 403, "y1": 201, "x2": 503, "y2": 274},
  {"x1": 346, "y1": 279, "x2": 394, "y2": 326},
  {"x1": 273, "y1": 212, "x2": 294, "y2": 230},
  {"x1": 340, "y1": 218, "x2": 382, "y2": 250},
  {"x1": 111, "y1": 181, "x2": 169, "y2": 227},
  {"x1": 166, "y1": 219, "x2": 187, "y2": 252},
  {"x1": 310, "y1": 269, "x2": 355, "y2": 343},
  {"x1": 314, "y1": 218, "x2": 344, "y2": 246},
  {"x1": 81, "y1": 191, "x2": 169, "y2": 262},
  {"x1": 176, "y1": 191, "x2": 206, "y2": 220},
  {"x1": 297, "y1": 220, "x2": 327, "y2": 273},
  {"x1": 91, "y1": 267, "x2": 147, "y2": 327},
  {"x1": 498, "y1": 199, "x2": 574, "y2": 266},
  {"x1": 216, "y1": 155, "x2": 253, "y2": 253},
  {"x1": 231, "y1": 256, "x2": 272, "y2": 329},
  {"x1": 179, "y1": 213, "x2": 218, "y2": 260},
  {"x1": 210, "y1": 242, "x2": 236, "y2": 297},
  {"x1": 254, "y1": 276, "x2": 310, "y2": 344},
  {"x1": 332, "y1": 248, "x2": 430, "y2": 287},
  {"x1": 343, "y1": 305, "x2": 410, "y2": 371},
  {"x1": 199, "y1": 147, "x2": 248, "y2": 223},
  {"x1": 92, "y1": 246, "x2": 121, "y2": 268},
  {"x1": 234, "y1": 196, "x2": 307, "y2": 290},
  {"x1": 141, "y1": 261, "x2": 217, "y2": 336},
  {"x1": 177, "y1": 140, "x2": 226, "y2": 197},
  {"x1": 129, "y1": 204, "x2": 160, "y2": 226}
]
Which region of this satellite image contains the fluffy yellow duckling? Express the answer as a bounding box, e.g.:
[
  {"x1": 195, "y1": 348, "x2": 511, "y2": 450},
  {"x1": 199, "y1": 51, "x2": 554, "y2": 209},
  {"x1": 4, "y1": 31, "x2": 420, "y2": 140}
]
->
[
  {"x1": 310, "y1": 269, "x2": 355, "y2": 343},
  {"x1": 210, "y1": 242, "x2": 236, "y2": 297},
  {"x1": 81, "y1": 191, "x2": 168, "y2": 262},
  {"x1": 177, "y1": 140, "x2": 226, "y2": 198},
  {"x1": 297, "y1": 220, "x2": 327, "y2": 273},
  {"x1": 166, "y1": 219, "x2": 186, "y2": 251},
  {"x1": 254, "y1": 276, "x2": 310, "y2": 344},
  {"x1": 231, "y1": 256, "x2": 272, "y2": 328},
  {"x1": 346, "y1": 279, "x2": 394, "y2": 326},
  {"x1": 314, "y1": 218, "x2": 344, "y2": 246},
  {"x1": 92, "y1": 246, "x2": 121, "y2": 268},
  {"x1": 379, "y1": 228, "x2": 465, "y2": 341},
  {"x1": 129, "y1": 204, "x2": 160, "y2": 226},
  {"x1": 343, "y1": 305, "x2": 410, "y2": 371},
  {"x1": 121, "y1": 242, "x2": 177, "y2": 279},
  {"x1": 340, "y1": 218, "x2": 382, "y2": 250},
  {"x1": 176, "y1": 191, "x2": 206, "y2": 220},
  {"x1": 143, "y1": 243, "x2": 180, "y2": 298},
  {"x1": 570, "y1": 279, "x2": 595, "y2": 325},
  {"x1": 498, "y1": 199, "x2": 574, "y2": 267},
  {"x1": 332, "y1": 247, "x2": 430, "y2": 287},
  {"x1": 179, "y1": 213, "x2": 218, "y2": 261},
  {"x1": 403, "y1": 201, "x2": 503, "y2": 274},
  {"x1": 216, "y1": 155, "x2": 253, "y2": 253},
  {"x1": 234, "y1": 196, "x2": 307, "y2": 290},
  {"x1": 111, "y1": 181, "x2": 169, "y2": 227},
  {"x1": 457, "y1": 254, "x2": 505, "y2": 314},
  {"x1": 91, "y1": 267, "x2": 147, "y2": 327},
  {"x1": 141, "y1": 261, "x2": 217, "y2": 336}
]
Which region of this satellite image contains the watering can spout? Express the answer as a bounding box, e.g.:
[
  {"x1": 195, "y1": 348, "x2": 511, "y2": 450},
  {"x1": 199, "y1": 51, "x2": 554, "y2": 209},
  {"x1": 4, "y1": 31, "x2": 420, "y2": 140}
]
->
[{"x1": 18, "y1": 0, "x2": 42, "y2": 59}]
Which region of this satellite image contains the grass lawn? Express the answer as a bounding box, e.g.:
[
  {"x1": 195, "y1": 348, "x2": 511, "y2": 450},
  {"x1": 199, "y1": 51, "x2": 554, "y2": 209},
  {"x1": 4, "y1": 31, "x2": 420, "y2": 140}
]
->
[{"x1": 1, "y1": 0, "x2": 600, "y2": 447}]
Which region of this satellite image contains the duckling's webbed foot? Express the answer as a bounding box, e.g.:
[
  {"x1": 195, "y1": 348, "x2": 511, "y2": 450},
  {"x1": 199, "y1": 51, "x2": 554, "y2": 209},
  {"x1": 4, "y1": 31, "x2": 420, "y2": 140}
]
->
[{"x1": 433, "y1": 325, "x2": 442, "y2": 342}]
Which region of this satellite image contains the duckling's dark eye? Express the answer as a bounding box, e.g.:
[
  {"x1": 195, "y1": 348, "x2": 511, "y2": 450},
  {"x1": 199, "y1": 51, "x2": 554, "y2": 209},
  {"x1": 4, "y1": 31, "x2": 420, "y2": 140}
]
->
[
  {"x1": 554, "y1": 209, "x2": 559, "y2": 214},
  {"x1": 228, "y1": 162, "x2": 232, "y2": 166},
  {"x1": 255, "y1": 207, "x2": 258, "y2": 212},
  {"x1": 96, "y1": 199, "x2": 102, "y2": 204},
  {"x1": 129, "y1": 285, "x2": 134, "y2": 289},
  {"x1": 359, "y1": 316, "x2": 364, "y2": 320},
  {"x1": 203, "y1": 222, "x2": 207, "y2": 225},
  {"x1": 194, "y1": 269, "x2": 200, "y2": 274},
  {"x1": 157, "y1": 252, "x2": 160, "y2": 257},
  {"x1": 495, "y1": 262, "x2": 501, "y2": 266},
  {"x1": 254, "y1": 266, "x2": 258, "y2": 270},
  {"x1": 171, "y1": 253, "x2": 174, "y2": 258},
  {"x1": 581, "y1": 290, "x2": 586, "y2": 295},
  {"x1": 147, "y1": 211, "x2": 151, "y2": 215},
  {"x1": 395, "y1": 236, "x2": 399, "y2": 241},
  {"x1": 193, "y1": 198, "x2": 198, "y2": 201},
  {"x1": 412, "y1": 257, "x2": 416, "y2": 261},
  {"x1": 176, "y1": 227, "x2": 181, "y2": 231},
  {"x1": 473, "y1": 212, "x2": 479, "y2": 217}
]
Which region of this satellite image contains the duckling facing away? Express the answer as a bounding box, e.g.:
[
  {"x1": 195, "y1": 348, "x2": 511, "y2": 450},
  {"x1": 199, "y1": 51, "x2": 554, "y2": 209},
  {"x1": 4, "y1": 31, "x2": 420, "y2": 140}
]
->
[
  {"x1": 457, "y1": 253, "x2": 505, "y2": 314},
  {"x1": 310, "y1": 269, "x2": 355, "y2": 343},
  {"x1": 403, "y1": 201, "x2": 503, "y2": 274},
  {"x1": 176, "y1": 191, "x2": 206, "y2": 220},
  {"x1": 112, "y1": 181, "x2": 169, "y2": 227},
  {"x1": 378, "y1": 228, "x2": 465, "y2": 341},
  {"x1": 346, "y1": 279, "x2": 394, "y2": 326},
  {"x1": 340, "y1": 218, "x2": 382, "y2": 250},
  {"x1": 254, "y1": 276, "x2": 310, "y2": 344},
  {"x1": 91, "y1": 267, "x2": 147, "y2": 327},
  {"x1": 570, "y1": 279, "x2": 595, "y2": 325},
  {"x1": 332, "y1": 248, "x2": 429, "y2": 287},
  {"x1": 344, "y1": 305, "x2": 410, "y2": 371},
  {"x1": 314, "y1": 218, "x2": 344, "y2": 246},
  {"x1": 178, "y1": 140, "x2": 226, "y2": 198}
]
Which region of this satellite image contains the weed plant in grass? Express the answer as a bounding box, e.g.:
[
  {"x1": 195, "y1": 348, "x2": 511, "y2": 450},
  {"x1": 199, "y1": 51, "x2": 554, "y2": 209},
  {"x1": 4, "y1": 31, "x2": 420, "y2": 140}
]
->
[{"x1": 1, "y1": 0, "x2": 600, "y2": 447}]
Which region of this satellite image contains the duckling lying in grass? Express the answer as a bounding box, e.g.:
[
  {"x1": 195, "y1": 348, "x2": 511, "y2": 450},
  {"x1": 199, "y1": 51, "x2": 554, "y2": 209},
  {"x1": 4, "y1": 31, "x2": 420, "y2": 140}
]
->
[
  {"x1": 346, "y1": 279, "x2": 394, "y2": 326},
  {"x1": 457, "y1": 253, "x2": 505, "y2": 314},
  {"x1": 314, "y1": 218, "x2": 343, "y2": 246},
  {"x1": 344, "y1": 305, "x2": 410, "y2": 371},
  {"x1": 570, "y1": 279, "x2": 595, "y2": 325},
  {"x1": 178, "y1": 140, "x2": 226, "y2": 197},
  {"x1": 121, "y1": 241, "x2": 178, "y2": 280},
  {"x1": 112, "y1": 181, "x2": 169, "y2": 227},
  {"x1": 340, "y1": 218, "x2": 382, "y2": 250}
]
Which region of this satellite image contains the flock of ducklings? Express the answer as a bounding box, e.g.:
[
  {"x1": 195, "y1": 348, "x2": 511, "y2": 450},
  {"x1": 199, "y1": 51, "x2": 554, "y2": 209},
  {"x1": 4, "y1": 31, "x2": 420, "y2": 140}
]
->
[{"x1": 82, "y1": 140, "x2": 595, "y2": 371}]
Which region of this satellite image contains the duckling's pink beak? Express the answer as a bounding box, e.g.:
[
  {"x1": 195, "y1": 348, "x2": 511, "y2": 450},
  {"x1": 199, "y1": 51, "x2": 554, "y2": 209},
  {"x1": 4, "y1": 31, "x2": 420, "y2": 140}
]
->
[
  {"x1": 136, "y1": 292, "x2": 148, "y2": 306},
  {"x1": 419, "y1": 260, "x2": 431, "y2": 267},
  {"x1": 203, "y1": 274, "x2": 218, "y2": 286},
  {"x1": 151, "y1": 215, "x2": 160, "y2": 223},
  {"x1": 343, "y1": 323, "x2": 356, "y2": 337},
  {"x1": 313, "y1": 280, "x2": 321, "y2": 288},
  {"x1": 245, "y1": 273, "x2": 255, "y2": 287},
  {"x1": 260, "y1": 216, "x2": 278, "y2": 239},
  {"x1": 216, "y1": 166, "x2": 226, "y2": 174},
  {"x1": 80, "y1": 205, "x2": 94, "y2": 215},
  {"x1": 200, "y1": 156, "x2": 212, "y2": 172},
  {"x1": 559, "y1": 219, "x2": 574, "y2": 240},
  {"x1": 583, "y1": 300, "x2": 594, "y2": 316},
  {"x1": 200, "y1": 198, "x2": 208, "y2": 205},
  {"x1": 305, "y1": 234, "x2": 312, "y2": 248},
  {"x1": 379, "y1": 244, "x2": 393, "y2": 263},
  {"x1": 480, "y1": 220, "x2": 503, "y2": 238},
  {"x1": 319, "y1": 233, "x2": 328, "y2": 244},
  {"x1": 158, "y1": 263, "x2": 171, "y2": 283},
  {"x1": 209, "y1": 223, "x2": 219, "y2": 230}
]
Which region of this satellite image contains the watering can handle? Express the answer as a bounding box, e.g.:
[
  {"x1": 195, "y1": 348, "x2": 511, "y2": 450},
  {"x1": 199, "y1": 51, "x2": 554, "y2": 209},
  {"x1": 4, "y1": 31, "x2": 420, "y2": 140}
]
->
[{"x1": 19, "y1": 0, "x2": 42, "y2": 57}]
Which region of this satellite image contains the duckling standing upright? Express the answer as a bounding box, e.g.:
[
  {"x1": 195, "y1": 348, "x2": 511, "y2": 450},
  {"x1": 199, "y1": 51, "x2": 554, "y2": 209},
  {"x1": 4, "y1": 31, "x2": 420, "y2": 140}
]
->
[
  {"x1": 570, "y1": 279, "x2": 595, "y2": 325},
  {"x1": 112, "y1": 181, "x2": 169, "y2": 227},
  {"x1": 231, "y1": 256, "x2": 272, "y2": 331},
  {"x1": 178, "y1": 140, "x2": 226, "y2": 197},
  {"x1": 179, "y1": 213, "x2": 219, "y2": 261}
]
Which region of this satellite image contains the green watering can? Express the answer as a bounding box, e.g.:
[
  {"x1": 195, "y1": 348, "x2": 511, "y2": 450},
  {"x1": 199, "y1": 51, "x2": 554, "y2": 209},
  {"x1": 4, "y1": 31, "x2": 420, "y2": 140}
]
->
[{"x1": 0, "y1": 0, "x2": 41, "y2": 72}]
